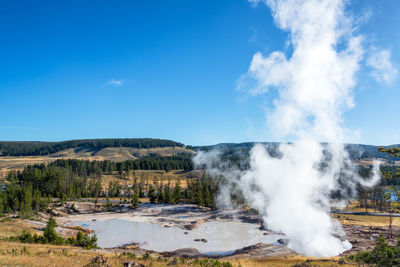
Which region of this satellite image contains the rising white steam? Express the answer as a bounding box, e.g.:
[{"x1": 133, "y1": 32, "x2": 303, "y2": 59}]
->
[{"x1": 195, "y1": 0, "x2": 381, "y2": 257}]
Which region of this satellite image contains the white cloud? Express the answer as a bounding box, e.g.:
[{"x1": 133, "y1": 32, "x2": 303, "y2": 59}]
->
[
  {"x1": 367, "y1": 49, "x2": 398, "y2": 84},
  {"x1": 0, "y1": 125, "x2": 24, "y2": 129},
  {"x1": 106, "y1": 79, "x2": 125, "y2": 87}
]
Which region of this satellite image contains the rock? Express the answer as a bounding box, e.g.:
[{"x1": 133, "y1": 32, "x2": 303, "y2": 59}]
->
[
  {"x1": 161, "y1": 248, "x2": 201, "y2": 258},
  {"x1": 184, "y1": 224, "x2": 195, "y2": 230},
  {"x1": 84, "y1": 255, "x2": 110, "y2": 267},
  {"x1": 277, "y1": 238, "x2": 289, "y2": 245},
  {"x1": 230, "y1": 242, "x2": 294, "y2": 258},
  {"x1": 184, "y1": 232, "x2": 189, "y2": 235},
  {"x1": 123, "y1": 261, "x2": 145, "y2": 267},
  {"x1": 183, "y1": 221, "x2": 199, "y2": 230},
  {"x1": 193, "y1": 238, "x2": 207, "y2": 243},
  {"x1": 49, "y1": 209, "x2": 60, "y2": 216},
  {"x1": 167, "y1": 258, "x2": 180, "y2": 265},
  {"x1": 201, "y1": 238, "x2": 207, "y2": 243}
]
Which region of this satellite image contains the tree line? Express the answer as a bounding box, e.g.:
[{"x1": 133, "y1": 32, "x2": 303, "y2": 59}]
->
[
  {"x1": 144, "y1": 175, "x2": 217, "y2": 208},
  {"x1": 0, "y1": 138, "x2": 185, "y2": 156},
  {"x1": 356, "y1": 147, "x2": 400, "y2": 213},
  {"x1": 107, "y1": 174, "x2": 218, "y2": 209},
  {"x1": 47, "y1": 155, "x2": 193, "y2": 176}
]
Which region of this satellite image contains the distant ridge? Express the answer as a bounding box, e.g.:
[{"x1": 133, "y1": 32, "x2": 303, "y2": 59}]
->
[
  {"x1": 0, "y1": 138, "x2": 398, "y2": 161},
  {"x1": 0, "y1": 138, "x2": 185, "y2": 156},
  {"x1": 194, "y1": 142, "x2": 400, "y2": 161}
]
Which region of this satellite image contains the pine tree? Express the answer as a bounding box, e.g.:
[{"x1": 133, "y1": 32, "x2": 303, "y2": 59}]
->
[
  {"x1": 32, "y1": 189, "x2": 41, "y2": 214},
  {"x1": 44, "y1": 216, "x2": 63, "y2": 244},
  {"x1": 148, "y1": 184, "x2": 157, "y2": 204},
  {"x1": 106, "y1": 196, "x2": 112, "y2": 212},
  {"x1": 164, "y1": 183, "x2": 171, "y2": 204},
  {"x1": 194, "y1": 179, "x2": 204, "y2": 207},
  {"x1": 19, "y1": 185, "x2": 33, "y2": 218},
  {"x1": 173, "y1": 179, "x2": 182, "y2": 203},
  {"x1": 131, "y1": 190, "x2": 139, "y2": 208},
  {"x1": 94, "y1": 178, "x2": 102, "y2": 198},
  {"x1": 60, "y1": 193, "x2": 67, "y2": 206},
  {"x1": 157, "y1": 183, "x2": 165, "y2": 204},
  {"x1": 138, "y1": 175, "x2": 145, "y2": 198},
  {"x1": 204, "y1": 185, "x2": 212, "y2": 208}
]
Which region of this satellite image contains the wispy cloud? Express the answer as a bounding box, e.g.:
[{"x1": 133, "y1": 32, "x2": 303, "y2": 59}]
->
[
  {"x1": 367, "y1": 48, "x2": 398, "y2": 84},
  {"x1": 0, "y1": 125, "x2": 25, "y2": 129},
  {"x1": 106, "y1": 78, "x2": 125, "y2": 87}
]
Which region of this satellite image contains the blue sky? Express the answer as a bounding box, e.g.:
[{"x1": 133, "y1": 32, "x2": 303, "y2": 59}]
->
[{"x1": 0, "y1": 0, "x2": 399, "y2": 146}]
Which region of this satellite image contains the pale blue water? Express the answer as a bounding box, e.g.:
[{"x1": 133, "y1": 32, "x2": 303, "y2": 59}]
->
[{"x1": 73, "y1": 219, "x2": 284, "y2": 255}]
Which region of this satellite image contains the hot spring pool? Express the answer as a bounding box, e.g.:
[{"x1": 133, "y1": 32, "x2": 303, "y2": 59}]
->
[{"x1": 72, "y1": 219, "x2": 284, "y2": 256}]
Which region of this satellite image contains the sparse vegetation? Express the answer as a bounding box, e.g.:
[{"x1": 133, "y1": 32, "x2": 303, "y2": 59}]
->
[
  {"x1": 8, "y1": 216, "x2": 97, "y2": 249},
  {"x1": 190, "y1": 258, "x2": 233, "y2": 267},
  {"x1": 348, "y1": 234, "x2": 400, "y2": 266}
]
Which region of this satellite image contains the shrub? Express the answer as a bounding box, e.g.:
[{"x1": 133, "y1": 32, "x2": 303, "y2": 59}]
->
[
  {"x1": 348, "y1": 234, "x2": 400, "y2": 266},
  {"x1": 9, "y1": 216, "x2": 97, "y2": 249}
]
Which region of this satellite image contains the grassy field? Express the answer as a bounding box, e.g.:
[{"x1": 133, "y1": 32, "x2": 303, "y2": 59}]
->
[
  {"x1": 0, "y1": 241, "x2": 353, "y2": 267},
  {"x1": 100, "y1": 169, "x2": 203, "y2": 190},
  {"x1": 334, "y1": 213, "x2": 400, "y2": 227}
]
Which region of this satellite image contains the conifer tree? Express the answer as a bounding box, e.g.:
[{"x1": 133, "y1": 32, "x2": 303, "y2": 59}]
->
[
  {"x1": 164, "y1": 182, "x2": 171, "y2": 204},
  {"x1": 106, "y1": 196, "x2": 112, "y2": 212},
  {"x1": 131, "y1": 190, "x2": 139, "y2": 208},
  {"x1": 148, "y1": 184, "x2": 157, "y2": 204},
  {"x1": 173, "y1": 179, "x2": 182, "y2": 203},
  {"x1": 157, "y1": 183, "x2": 165, "y2": 204},
  {"x1": 194, "y1": 179, "x2": 204, "y2": 207}
]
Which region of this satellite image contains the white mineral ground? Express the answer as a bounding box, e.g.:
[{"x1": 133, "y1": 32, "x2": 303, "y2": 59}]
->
[
  {"x1": 55, "y1": 203, "x2": 296, "y2": 258},
  {"x1": 45, "y1": 203, "x2": 394, "y2": 259}
]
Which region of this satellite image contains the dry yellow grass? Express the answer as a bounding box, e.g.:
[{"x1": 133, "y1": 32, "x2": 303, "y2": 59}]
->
[
  {"x1": 0, "y1": 218, "x2": 35, "y2": 238},
  {"x1": 333, "y1": 213, "x2": 400, "y2": 227},
  {"x1": 0, "y1": 242, "x2": 176, "y2": 267},
  {"x1": 231, "y1": 257, "x2": 352, "y2": 267},
  {"x1": 0, "y1": 242, "x2": 353, "y2": 267},
  {"x1": 0, "y1": 242, "x2": 102, "y2": 267},
  {"x1": 101, "y1": 170, "x2": 202, "y2": 190}
]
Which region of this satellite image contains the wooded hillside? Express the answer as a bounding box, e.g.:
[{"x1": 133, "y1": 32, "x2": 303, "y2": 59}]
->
[{"x1": 0, "y1": 138, "x2": 185, "y2": 156}]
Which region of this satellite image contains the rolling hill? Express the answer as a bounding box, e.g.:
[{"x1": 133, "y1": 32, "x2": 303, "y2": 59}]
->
[{"x1": 0, "y1": 139, "x2": 398, "y2": 174}]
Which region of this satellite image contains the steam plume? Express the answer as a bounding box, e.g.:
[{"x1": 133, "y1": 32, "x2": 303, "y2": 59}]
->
[{"x1": 195, "y1": 0, "x2": 380, "y2": 257}]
